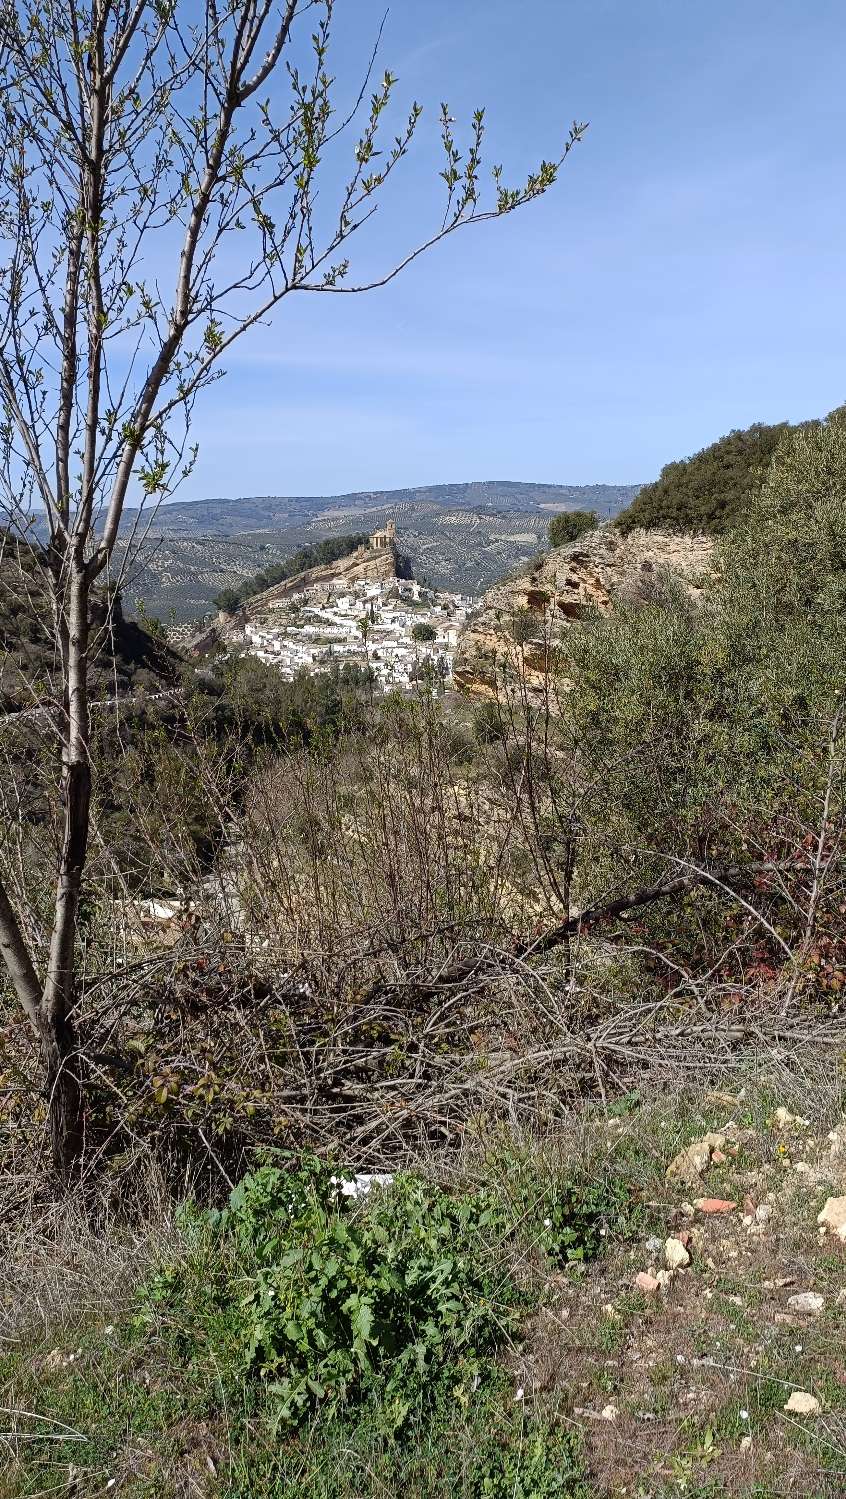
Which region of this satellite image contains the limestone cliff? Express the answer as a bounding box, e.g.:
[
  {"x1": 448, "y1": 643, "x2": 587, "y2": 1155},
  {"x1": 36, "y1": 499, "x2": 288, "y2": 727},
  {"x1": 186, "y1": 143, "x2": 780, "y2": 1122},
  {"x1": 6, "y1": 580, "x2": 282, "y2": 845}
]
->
[
  {"x1": 454, "y1": 527, "x2": 714, "y2": 697},
  {"x1": 186, "y1": 542, "x2": 398, "y2": 656},
  {"x1": 241, "y1": 543, "x2": 398, "y2": 622}
]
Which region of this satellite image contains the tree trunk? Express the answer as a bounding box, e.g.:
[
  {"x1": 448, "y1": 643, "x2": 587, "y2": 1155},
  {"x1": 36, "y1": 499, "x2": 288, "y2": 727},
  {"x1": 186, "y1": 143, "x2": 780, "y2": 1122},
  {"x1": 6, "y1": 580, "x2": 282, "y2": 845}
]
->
[
  {"x1": 39, "y1": 1011, "x2": 84, "y2": 1182},
  {"x1": 39, "y1": 564, "x2": 92, "y2": 1182}
]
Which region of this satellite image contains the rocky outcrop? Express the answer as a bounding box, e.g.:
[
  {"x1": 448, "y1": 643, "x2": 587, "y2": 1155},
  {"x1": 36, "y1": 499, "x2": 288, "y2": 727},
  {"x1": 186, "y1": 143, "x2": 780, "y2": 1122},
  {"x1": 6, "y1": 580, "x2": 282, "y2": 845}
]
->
[
  {"x1": 185, "y1": 543, "x2": 398, "y2": 655},
  {"x1": 454, "y1": 527, "x2": 713, "y2": 697},
  {"x1": 242, "y1": 543, "x2": 397, "y2": 622}
]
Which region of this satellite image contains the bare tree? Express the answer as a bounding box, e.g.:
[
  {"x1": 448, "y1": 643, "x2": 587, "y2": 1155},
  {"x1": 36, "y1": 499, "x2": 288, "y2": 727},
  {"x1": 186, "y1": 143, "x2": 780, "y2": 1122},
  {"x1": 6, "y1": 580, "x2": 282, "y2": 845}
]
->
[{"x1": 0, "y1": 0, "x2": 585, "y2": 1179}]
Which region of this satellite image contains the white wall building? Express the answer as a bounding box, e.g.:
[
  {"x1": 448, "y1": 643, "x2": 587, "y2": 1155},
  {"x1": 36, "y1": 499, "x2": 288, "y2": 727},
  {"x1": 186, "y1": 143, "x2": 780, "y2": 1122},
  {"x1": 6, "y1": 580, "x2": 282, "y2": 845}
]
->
[{"x1": 242, "y1": 574, "x2": 471, "y2": 687}]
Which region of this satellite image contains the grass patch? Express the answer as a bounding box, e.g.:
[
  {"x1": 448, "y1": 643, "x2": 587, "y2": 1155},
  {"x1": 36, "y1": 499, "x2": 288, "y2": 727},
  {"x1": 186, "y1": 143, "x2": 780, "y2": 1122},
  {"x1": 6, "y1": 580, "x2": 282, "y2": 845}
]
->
[
  {"x1": 227, "y1": 1382, "x2": 592, "y2": 1498},
  {"x1": 1, "y1": 1151, "x2": 626, "y2": 1497},
  {"x1": 0, "y1": 1325, "x2": 190, "y2": 1496}
]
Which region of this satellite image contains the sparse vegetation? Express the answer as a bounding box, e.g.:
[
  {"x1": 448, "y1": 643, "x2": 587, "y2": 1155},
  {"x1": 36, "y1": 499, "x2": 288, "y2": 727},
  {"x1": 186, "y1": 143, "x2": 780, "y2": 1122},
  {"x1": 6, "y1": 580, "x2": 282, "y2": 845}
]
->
[
  {"x1": 0, "y1": 1, "x2": 842, "y2": 1490},
  {"x1": 2, "y1": 1142, "x2": 631, "y2": 1496},
  {"x1": 549, "y1": 510, "x2": 598, "y2": 546}
]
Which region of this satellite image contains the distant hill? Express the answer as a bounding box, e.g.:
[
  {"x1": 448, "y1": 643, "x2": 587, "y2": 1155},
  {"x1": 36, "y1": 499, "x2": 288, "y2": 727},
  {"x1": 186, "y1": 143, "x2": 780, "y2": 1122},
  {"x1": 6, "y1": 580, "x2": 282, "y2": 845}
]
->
[
  {"x1": 118, "y1": 504, "x2": 576, "y2": 623},
  {"x1": 110, "y1": 483, "x2": 639, "y2": 624},
  {"x1": 616, "y1": 423, "x2": 792, "y2": 535},
  {"x1": 122, "y1": 480, "x2": 641, "y2": 539}
]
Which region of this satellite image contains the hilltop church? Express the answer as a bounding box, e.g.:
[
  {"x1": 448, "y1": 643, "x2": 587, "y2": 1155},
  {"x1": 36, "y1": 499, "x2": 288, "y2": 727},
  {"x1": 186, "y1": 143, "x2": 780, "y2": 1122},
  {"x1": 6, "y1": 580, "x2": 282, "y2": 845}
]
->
[{"x1": 369, "y1": 519, "x2": 397, "y2": 552}]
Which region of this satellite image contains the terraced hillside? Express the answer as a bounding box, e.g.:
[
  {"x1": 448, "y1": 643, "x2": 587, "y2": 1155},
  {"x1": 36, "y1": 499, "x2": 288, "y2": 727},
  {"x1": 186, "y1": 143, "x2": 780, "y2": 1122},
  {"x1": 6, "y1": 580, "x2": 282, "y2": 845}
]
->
[
  {"x1": 121, "y1": 479, "x2": 640, "y2": 538},
  {"x1": 116, "y1": 532, "x2": 306, "y2": 624},
  {"x1": 123, "y1": 494, "x2": 637, "y2": 623}
]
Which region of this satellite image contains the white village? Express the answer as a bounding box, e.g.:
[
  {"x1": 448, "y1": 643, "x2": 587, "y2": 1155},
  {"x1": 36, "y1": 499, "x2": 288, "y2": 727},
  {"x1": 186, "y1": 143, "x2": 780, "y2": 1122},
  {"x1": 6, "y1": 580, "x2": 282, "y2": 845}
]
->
[{"x1": 236, "y1": 522, "x2": 476, "y2": 688}]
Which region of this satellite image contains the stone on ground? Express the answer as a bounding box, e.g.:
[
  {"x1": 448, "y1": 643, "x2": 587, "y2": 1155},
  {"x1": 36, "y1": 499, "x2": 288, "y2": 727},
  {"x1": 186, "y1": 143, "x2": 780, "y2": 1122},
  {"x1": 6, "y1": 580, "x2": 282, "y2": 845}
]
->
[
  {"x1": 786, "y1": 1291, "x2": 824, "y2": 1315},
  {"x1": 817, "y1": 1196, "x2": 846, "y2": 1241},
  {"x1": 783, "y1": 1391, "x2": 820, "y2": 1416},
  {"x1": 664, "y1": 1236, "x2": 691, "y2": 1270},
  {"x1": 666, "y1": 1133, "x2": 725, "y2": 1185}
]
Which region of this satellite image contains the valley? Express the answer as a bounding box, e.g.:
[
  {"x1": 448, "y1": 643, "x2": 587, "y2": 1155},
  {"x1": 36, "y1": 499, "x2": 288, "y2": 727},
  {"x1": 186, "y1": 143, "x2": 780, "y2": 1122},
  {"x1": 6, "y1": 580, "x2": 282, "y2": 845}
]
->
[
  {"x1": 0, "y1": 0, "x2": 839, "y2": 1484},
  {"x1": 114, "y1": 481, "x2": 639, "y2": 623}
]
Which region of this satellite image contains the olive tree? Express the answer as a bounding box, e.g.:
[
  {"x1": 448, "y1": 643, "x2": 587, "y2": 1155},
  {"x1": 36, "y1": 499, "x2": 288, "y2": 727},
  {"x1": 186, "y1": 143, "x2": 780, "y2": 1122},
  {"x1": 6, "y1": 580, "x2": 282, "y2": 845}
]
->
[
  {"x1": 0, "y1": 0, "x2": 585, "y2": 1179},
  {"x1": 548, "y1": 509, "x2": 597, "y2": 547}
]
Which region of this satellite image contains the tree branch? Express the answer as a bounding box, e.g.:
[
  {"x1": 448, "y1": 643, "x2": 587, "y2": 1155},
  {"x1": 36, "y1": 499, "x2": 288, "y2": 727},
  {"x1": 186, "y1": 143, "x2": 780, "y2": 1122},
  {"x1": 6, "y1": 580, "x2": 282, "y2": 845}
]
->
[
  {"x1": 379, "y1": 861, "x2": 790, "y2": 999},
  {"x1": 0, "y1": 870, "x2": 41, "y2": 1031}
]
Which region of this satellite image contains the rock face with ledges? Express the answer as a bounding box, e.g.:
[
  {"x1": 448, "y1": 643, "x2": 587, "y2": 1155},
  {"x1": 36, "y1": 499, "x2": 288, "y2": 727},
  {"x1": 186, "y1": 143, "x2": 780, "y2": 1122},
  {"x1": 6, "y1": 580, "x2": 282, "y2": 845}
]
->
[
  {"x1": 454, "y1": 527, "x2": 714, "y2": 698},
  {"x1": 238, "y1": 544, "x2": 398, "y2": 622},
  {"x1": 186, "y1": 543, "x2": 398, "y2": 655}
]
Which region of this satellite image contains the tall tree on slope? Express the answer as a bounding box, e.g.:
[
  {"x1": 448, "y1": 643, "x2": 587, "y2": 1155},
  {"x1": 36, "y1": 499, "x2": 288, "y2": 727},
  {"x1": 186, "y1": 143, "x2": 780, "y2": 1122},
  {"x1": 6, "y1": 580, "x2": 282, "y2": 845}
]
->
[{"x1": 0, "y1": 0, "x2": 585, "y2": 1179}]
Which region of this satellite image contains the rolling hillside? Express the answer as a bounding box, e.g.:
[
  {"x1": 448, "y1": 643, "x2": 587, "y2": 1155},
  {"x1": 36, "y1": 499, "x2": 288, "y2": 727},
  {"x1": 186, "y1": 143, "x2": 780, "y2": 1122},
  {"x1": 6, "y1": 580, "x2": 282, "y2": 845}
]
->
[
  {"x1": 115, "y1": 483, "x2": 640, "y2": 623},
  {"x1": 122, "y1": 480, "x2": 640, "y2": 538}
]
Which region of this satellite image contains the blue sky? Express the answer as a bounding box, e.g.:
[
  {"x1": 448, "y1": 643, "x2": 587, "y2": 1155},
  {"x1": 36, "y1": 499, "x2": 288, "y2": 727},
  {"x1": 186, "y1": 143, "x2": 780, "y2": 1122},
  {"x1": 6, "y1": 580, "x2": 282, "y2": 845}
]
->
[{"x1": 183, "y1": 0, "x2": 846, "y2": 499}]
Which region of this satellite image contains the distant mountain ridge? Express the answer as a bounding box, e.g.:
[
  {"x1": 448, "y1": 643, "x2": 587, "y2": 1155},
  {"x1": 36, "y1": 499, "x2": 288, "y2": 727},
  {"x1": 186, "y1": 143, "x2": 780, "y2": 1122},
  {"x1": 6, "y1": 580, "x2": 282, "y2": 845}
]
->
[{"x1": 123, "y1": 480, "x2": 641, "y2": 538}]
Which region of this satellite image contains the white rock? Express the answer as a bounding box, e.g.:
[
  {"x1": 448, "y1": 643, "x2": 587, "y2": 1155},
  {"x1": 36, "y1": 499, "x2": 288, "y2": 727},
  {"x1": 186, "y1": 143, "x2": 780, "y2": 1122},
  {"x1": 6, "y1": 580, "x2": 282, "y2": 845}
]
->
[
  {"x1": 755, "y1": 1203, "x2": 773, "y2": 1224},
  {"x1": 666, "y1": 1134, "x2": 725, "y2": 1184},
  {"x1": 665, "y1": 1237, "x2": 691, "y2": 1271},
  {"x1": 818, "y1": 1196, "x2": 846, "y2": 1241},
  {"x1": 655, "y1": 1269, "x2": 674, "y2": 1292},
  {"x1": 774, "y1": 1106, "x2": 809, "y2": 1129},
  {"x1": 601, "y1": 1404, "x2": 619, "y2": 1422},
  {"x1": 786, "y1": 1292, "x2": 824, "y2": 1315},
  {"x1": 784, "y1": 1391, "x2": 820, "y2": 1416}
]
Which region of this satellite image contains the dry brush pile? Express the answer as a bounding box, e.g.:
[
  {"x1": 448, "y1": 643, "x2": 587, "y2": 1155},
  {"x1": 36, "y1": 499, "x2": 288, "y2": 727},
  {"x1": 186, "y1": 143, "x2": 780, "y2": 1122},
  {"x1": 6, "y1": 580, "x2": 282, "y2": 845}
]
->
[{"x1": 4, "y1": 676, "x2": 845, "y2": 1204}]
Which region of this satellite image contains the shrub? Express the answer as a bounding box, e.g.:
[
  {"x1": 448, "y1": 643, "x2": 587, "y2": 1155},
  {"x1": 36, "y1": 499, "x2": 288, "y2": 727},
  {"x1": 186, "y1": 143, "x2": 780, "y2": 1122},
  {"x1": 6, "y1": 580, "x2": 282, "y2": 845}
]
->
[
  {"x1": 145, "y1": 1155, "x2": 625, "y2": 1430},
  {"x1": 216, "y1": 586, "x2": 241, "y2": 614},
  {"x1": 511, "y1": 607, "x2": 539, "y2": 645},
  {"x1": 615, "y1": 419, "x2": 792, "y2": 535},
  {"x1": 554, "y1": 408, "x2": 846, "y2": 991},
  {"x1": 202, "y1": 1159, "x2": 520, "y2": 1427},
  {"x1": 548, "y1": 510, "x2": 598, "y2": 547},
  {"x1": 472, "y1": 699, "x2": 508, "y2": 745}
]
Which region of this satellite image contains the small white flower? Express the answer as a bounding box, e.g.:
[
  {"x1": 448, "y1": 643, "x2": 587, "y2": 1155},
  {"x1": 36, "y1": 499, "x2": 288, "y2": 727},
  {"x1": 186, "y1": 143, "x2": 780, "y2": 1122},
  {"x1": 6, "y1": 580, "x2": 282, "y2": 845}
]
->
[
  {"x1": 543, "y1": 1217, "x2": 552, "y2": 1229},
  {"x1": 514, "y1": 1386, "x2": 524, "y2": 1402},
  {"x1": 739, "y1": 1409, "x2": 749, "y2": 1420},
  {"x1": 795, "y1": 1344, "x2": 803, "y2": 1353}
]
